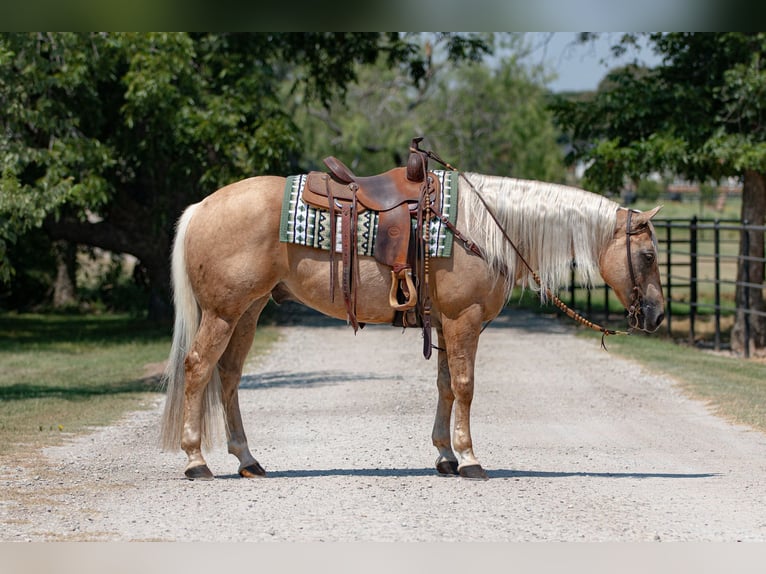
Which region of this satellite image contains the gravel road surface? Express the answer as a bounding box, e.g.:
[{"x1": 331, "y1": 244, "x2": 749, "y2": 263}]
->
[{"x1": 3, "y1": 308, "x2": 766, "y2": 542}]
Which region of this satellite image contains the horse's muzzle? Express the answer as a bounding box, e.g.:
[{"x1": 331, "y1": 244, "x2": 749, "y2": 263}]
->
[{"x1": 639, "y1": 304, "x2": 664, "y2": 333}]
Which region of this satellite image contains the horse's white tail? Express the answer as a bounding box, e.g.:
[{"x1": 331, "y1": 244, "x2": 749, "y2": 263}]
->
[{"x1": 159, "y1": 204, "x2": 224, "y2": 451}]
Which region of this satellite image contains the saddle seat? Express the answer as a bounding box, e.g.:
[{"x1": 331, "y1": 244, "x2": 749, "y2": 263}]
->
[
  {"x1": 303, "y1": 157, "x2": 440, "y2": 214},
  {"x1": 301, "y1": 140, "x2": 440, "y2": 353}
]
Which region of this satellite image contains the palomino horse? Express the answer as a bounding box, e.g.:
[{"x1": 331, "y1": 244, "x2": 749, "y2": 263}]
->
[{"x1": 160, "y1": 172, "x2": 664, "y2": 480}]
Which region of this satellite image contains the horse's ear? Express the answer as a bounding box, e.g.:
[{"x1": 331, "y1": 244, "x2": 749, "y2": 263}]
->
[
  {"x1": 633, "y1": 205, "x2": 662, "y2": 227},
  {"x1": 642, "y1": 206, "x2": 662, "y2": 220},
  {"x1": 646, "y1": 205, "x2": 662, "y2": 219}
]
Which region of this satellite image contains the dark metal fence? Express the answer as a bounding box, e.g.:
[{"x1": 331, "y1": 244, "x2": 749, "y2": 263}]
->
[{"x1": 568, "y1": 217, "x2": 766, "y2": 357}]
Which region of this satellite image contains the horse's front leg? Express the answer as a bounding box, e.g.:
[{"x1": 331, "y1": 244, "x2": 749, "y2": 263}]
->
[
  {"x1": 432, "y1": 327, "x2": 459, "y2": 476},
  {"x1": 218, "y1": 298, "x2": 269, "y2": 478},
  {"x1": 441, "y1": 306, "x2": 488, "y2": 480}
]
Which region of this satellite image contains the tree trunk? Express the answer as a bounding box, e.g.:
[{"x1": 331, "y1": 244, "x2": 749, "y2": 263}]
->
[
  {"x1": 140, "y1": 253, "x2": 173, "y2": 323},
  {"x1": 731, "y1": 169, "x2": 766, "y2": 355},
  {"x1": 51, "y1": 240, "x2": 77, "y2": 309},
  {"x1": 43, "y1": 212, "x2": 174, "y2": 322}
]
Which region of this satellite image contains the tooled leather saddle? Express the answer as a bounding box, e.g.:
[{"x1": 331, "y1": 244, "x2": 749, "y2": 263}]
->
[{"x1": 301, "y1": 137, "x2": 440, "y2": 358}]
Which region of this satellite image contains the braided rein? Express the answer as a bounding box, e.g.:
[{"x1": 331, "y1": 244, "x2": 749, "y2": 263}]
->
[{"x1": 414, "y1": 143, "x2": 632, "y2": 349}]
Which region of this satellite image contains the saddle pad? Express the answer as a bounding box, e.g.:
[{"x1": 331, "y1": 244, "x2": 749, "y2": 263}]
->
[{"x1": 279, "y1": 169, "x2": 459, "y2": 258}]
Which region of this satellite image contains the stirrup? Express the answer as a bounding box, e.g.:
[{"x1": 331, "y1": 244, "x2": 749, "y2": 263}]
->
[{"x1": 389, "y1": 268, "x2": 417, "y2": 311}]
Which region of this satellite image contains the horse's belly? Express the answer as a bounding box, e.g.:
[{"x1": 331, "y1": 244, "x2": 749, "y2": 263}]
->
[{"x1": 280, "y1": 246, "x2": 397, "y2": 324}]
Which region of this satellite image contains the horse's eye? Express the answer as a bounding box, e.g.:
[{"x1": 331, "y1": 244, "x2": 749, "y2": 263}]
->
[{"x1": 643, "y1": 251, "x2": 656, "y2": 264}]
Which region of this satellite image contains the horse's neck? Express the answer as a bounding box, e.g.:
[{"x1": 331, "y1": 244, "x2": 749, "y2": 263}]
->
[{"x1": 463, "y1": 174, "x2": 618, "y2": 293}]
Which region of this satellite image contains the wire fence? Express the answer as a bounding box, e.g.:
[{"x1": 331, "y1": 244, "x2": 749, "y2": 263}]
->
[{"x1": 566, "y1": 217, "x2": 766, "y2": 357}]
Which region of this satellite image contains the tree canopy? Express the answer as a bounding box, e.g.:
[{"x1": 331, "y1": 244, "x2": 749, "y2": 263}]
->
[
  {"x1": 298, "y1": 34, "x2": 564, "y2": 182},
  {"x1": 0, "y1": 32, "x2": 491, "y2": 316},
  {"x1": 552, "y1": 32, "x2": 766, "y2": 191}
]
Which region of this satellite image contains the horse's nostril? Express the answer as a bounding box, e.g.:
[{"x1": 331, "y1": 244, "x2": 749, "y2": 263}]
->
[{"x1": 656, "y1": 312, "x2": 665, "y2": 327}]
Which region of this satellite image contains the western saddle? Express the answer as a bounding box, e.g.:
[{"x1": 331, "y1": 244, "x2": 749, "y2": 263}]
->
[{"x1": 302, "y1": 137, "x2": 440, "y2": 358}]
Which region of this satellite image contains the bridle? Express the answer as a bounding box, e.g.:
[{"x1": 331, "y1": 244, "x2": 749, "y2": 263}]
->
[
  {"x1": 625, "y1": 209, "x2": 646, "y2": 330},
  {"x1": 412, "y1": 141, "x2": 652, "y2": 348}
]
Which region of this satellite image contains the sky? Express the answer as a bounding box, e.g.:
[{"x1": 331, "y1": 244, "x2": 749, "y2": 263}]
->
[{"x1": 527, "y1": 32, "x2": 664, "y2": 93}]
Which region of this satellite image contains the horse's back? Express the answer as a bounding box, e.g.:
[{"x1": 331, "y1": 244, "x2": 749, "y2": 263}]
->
[{"x1": 196, "y1": 175, "x2": 285, "y2": 214}]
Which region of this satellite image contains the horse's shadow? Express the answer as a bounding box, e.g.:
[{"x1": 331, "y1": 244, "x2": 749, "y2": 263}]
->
[
  {"x1": 239, "y1": 370, "x2": 398, "y2": 390},
  {"x1": 212, "y1": 468, "x2": 717, "y2": 480}
]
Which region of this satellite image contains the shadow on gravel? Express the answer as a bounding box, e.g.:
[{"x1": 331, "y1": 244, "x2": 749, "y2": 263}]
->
[
  {"x1": 216, "y1": 468, "x2": 437, "y2": 479},
  {"x1": 490, "y1": 469, "x2": 718, "y2": 479},
  {"x1": 213, "y1": 468, "x2": 717, "y2": 479},
  {"x1": 239, "y1": 370, "x2": 398, "y2": 389}
]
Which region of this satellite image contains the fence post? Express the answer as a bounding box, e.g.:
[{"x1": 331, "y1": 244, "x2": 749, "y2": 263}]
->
[
  {"x1": 743, "y1": 220, "x2": 751, "y2": 359},
  {"x1": 665, "y1": 221, "x2": 673, "y2": 336},
  {"x1": 689, "y1": 215, "x2": 698, "y2": 345},
  {"x1": 714, "y1": 219, "x2": 721, "y2": 351}
]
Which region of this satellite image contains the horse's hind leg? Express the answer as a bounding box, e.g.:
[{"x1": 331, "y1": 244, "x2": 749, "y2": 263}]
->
[
  {"x1": 432, "y1": 327, "x2": 459, "y2": 476},
  {"x1": 182, "y1": 311, "x2": 237, "y2": 480},
  {"x1": 218, "y1": 297, "x2": 270, "y2": 478}
]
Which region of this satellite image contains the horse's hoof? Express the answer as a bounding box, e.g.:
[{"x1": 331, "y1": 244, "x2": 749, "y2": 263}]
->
[
  {"x1": 459, "y1": 464, "x2": 489, "y2": 481},
  {"x1": 436, "y1": 460, "x2": 459, "y2": 476},
  {"x1": 239, "y1": 462, "x2": 267, "y2": 478},
  {"x1": 185, "y1": 464, "x2": 214, "y2": 480}
]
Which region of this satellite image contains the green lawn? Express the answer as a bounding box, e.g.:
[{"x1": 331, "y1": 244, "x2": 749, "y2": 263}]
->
[{"x1": 0, "y1": 313, "x2": 279, "y2": 457}]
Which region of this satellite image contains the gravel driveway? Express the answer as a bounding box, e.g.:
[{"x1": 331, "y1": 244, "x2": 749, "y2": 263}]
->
[{"x1": 3, "y1": 308, "x2": 766, "y2": 542}]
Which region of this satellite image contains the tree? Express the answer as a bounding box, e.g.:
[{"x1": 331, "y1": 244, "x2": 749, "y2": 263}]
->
[
  {"x1": 297, "y1": 34, "x2": 565, "y2": 182},
  {"x1": 0, "y1": 32, "x2": 491, "y2": 319},
  {"x1": 420, "y1": 41, "x2": 565, "y2": 181},
  {"x1": 552, "y1": 32, "x2": 766, "y2": 353}
]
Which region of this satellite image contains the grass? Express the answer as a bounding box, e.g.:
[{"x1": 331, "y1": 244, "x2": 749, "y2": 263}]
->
[{"x1": 0, "y1": 313, "x2": 279, "y2": 458}]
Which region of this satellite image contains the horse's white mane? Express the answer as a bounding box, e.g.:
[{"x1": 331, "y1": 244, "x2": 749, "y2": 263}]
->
[{"x1": 460, "y1": 173, "x2": 620, "y2": 299}]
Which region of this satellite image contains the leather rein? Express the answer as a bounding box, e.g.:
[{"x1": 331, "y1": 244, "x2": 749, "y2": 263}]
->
[{"x1": 414, "y1": 143, "x2": 649, "y2": 349}]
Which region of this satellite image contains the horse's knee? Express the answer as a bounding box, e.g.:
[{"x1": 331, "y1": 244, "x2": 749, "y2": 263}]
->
[
  {"x1": 184, "y1": 350, "x2": 206, "y2": 382},
  {"x1": 450, "y1": 376, "x2": 474, "y2": 403}
]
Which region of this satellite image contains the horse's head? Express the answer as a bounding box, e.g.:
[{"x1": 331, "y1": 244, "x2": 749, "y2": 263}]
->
[{"x1": 599, "y1": 206, "x2": 665, "y2": 333}]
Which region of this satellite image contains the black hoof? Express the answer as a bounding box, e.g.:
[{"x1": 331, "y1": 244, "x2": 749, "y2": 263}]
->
[
  {"x1": 459, "y1": 464, "x2": 489, "y2": 481},
  {"x1": 239, "y1": 462, "x2": 267, "y2": 478},
  {"x1": 436, "y1": 460, "x2": 459, "y2": 476},
  {"x1": 185, "y1": 464, "x2": 214, "y2": 480}
]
